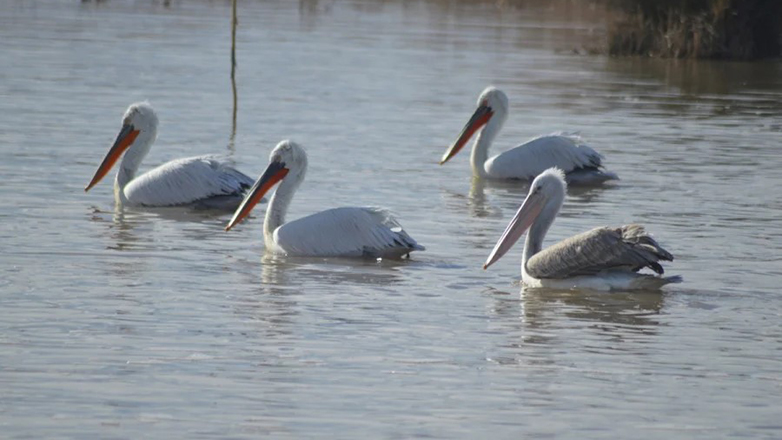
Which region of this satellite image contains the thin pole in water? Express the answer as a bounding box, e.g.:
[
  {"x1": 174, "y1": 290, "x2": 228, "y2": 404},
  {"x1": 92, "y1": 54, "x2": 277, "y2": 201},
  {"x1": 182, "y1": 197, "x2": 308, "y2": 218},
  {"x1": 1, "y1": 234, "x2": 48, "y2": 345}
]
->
[{"x1": 228, "y1": 0, "x2": 238, "y2": 153}]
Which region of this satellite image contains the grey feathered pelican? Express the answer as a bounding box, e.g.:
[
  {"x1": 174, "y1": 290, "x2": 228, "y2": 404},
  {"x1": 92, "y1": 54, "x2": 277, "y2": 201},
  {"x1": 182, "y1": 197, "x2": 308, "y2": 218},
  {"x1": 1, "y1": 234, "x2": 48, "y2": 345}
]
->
[{"x1": 483, "y1": 168, "x2": 681, "y2": 290}]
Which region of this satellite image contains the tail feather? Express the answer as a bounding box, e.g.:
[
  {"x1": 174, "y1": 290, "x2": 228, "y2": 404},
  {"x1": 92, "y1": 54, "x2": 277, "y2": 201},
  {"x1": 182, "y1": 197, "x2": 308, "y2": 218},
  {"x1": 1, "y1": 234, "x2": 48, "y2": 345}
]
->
[
  {"x1": 365, "y1": 206, "x2": 425, "y2": 253},
  {"x1": 622, "y1": 224, "x2": 675, "y2": 262}
]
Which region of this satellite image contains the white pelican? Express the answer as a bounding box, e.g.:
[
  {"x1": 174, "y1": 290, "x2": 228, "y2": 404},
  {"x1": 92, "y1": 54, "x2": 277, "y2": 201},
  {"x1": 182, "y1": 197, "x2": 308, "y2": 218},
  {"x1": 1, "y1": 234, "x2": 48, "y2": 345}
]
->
[
  {"x1": 483, "y1": 168, "x2": 680, "y2": 290},
  {"x1": 85, "y1": 102, "x2": 255, "y2": 210},
  {"x1": 225, "y1": 140, "x2": 425, "y2": 259},
  {"x1": 440, "y1": 87, "x2": 618, "y2": 185}
]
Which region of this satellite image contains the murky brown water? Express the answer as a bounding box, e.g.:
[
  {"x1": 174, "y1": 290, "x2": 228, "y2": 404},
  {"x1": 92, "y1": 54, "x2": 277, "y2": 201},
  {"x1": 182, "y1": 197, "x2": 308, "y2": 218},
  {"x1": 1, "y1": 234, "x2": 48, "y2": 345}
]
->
[{"x1": 2, "y1": 0, "x2": 782, "y2": 438}]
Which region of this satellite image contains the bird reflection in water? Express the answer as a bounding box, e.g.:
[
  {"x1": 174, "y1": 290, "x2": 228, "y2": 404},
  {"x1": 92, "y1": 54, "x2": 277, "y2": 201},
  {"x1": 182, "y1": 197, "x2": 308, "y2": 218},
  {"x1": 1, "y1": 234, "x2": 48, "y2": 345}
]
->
[
  {"x1": 484, "y1": 286, "x2": 664, "y2": 366},
  {"x1": 466, "y1": 177, "x2": 495, "y2": 218},
  {"x1": 87, "y1": 204, "x2": 154, "y2": 252},
  {"x1": 260, "y1": 254, "x2": 406, "y2": 289},
  {"x1": 519, "y1": 286, "x2": 664, "y2": 328},
  {"x1": 225, "y1": 254, "x2": 301, "y2": 340}
]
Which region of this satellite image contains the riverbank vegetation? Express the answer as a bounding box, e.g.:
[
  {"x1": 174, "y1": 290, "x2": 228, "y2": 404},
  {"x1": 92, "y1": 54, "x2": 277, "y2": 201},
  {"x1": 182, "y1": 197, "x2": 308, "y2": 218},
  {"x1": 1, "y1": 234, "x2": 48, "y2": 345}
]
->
[{"x1": 607, "y1": 0, "x2": 782, "y2": 59}]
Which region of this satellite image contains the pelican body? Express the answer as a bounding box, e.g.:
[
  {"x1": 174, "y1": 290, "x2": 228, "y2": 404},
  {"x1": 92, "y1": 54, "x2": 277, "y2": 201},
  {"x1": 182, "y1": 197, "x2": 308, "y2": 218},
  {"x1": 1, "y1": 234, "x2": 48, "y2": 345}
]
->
[
  {"x1": 225, "y1": 140, "x2": 424, "y2": 259},
  {"x1": 85, "y1": 102, "x2": 254, "y2": 210},
  {"x1": 440, "y1": 87, "x2": 618, "y2": 185},
  {"x1": 484, "y1": 168, "x2": 680, "y2": 290}
]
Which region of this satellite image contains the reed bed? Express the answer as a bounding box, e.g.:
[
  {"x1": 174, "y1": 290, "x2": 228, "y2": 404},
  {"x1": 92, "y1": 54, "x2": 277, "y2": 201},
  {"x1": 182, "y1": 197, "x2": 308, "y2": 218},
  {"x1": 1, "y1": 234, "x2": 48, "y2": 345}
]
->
[{"x1": 607, "y1": 0, "x2": 782, "y2": 59}]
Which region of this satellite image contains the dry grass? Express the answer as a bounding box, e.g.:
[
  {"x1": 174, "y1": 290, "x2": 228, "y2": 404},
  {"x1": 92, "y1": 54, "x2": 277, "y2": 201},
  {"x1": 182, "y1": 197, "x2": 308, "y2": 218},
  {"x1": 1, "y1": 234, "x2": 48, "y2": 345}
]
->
[{"x1": 608, "y1": 0, "x2": 782, "y2": 59}]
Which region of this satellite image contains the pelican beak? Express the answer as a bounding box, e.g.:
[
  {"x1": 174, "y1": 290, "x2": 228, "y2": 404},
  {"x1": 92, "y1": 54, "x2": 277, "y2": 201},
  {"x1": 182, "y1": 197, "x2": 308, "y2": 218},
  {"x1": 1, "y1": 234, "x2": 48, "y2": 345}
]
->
[
  {"x1": 85, "y1": 123, "x2": 140, "y2": 192},
  {"x1": 225, "y1": 160, "x2": 289, "y2": 231},
  {"x1": 440, "y1": 104, "x2": 493, "y2": 165},
  {"x1": 483, "y1": 189, "x2": 545, "y2": 270}
]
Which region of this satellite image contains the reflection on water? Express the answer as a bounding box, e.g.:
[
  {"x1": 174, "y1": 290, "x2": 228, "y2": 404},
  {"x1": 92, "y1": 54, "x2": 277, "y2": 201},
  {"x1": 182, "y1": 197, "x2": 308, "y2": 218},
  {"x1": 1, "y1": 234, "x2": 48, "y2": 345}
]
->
[
  {"x1": 485, "y1": 286, "x2": 663, "y2": 368},
  {"x1": 605, "y1": 57, "x2": 782, "y2": 98},
  {"x1": 87, "y1": 205, "x2": 154, "y2": 252},
  {"x1": 441, "y1": 178, "x2": 503, "y2": 219},
  {"x1": 90, "y1": 204, "x2": 229, "y2": 251},
  {"x1": 486, "y1": 286, "x2": 663, "y2": 334},
  {"x1": 466, "y1": 178, "x2": 494, "y2": 218},
  {"x1": 520, "y1": 287, "x2": 664, "y2": 328},
  {"x1": 258, "y1": 253, "x2": 294, "y2": 288}
]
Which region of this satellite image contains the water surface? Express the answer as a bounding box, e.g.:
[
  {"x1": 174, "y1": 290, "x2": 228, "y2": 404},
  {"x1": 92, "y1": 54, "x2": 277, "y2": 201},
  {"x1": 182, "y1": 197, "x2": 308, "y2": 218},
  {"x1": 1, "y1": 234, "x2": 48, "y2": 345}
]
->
[{"x1": 2, "y1": 0, "x2": 782, "y2": 438}]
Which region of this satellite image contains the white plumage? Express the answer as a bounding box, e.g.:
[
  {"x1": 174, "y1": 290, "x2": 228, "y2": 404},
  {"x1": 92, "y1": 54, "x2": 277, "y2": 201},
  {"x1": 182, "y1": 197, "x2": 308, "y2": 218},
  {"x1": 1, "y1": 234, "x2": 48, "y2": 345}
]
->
[
  {"x1": 485, "y1": 132, "x2": 602, "y2": 180},
  {"x1": 484, "y1": 168, "x2": 679, "y2": 291},
  {"x1": 226, "y1": 140, "x2": 424, "y2": 259},
  {"x1": 123, "y1": 155, "x2": 253, "y2": 208},
  {"x1": 441, "y1": 87, "x2": 618, "y2": 185},
  {"x1": 272, "y1": 207, "x2": 422, "y2": 258},
  {"x1": 85, "y1": 102, "x2": 254, "y2": 209}
]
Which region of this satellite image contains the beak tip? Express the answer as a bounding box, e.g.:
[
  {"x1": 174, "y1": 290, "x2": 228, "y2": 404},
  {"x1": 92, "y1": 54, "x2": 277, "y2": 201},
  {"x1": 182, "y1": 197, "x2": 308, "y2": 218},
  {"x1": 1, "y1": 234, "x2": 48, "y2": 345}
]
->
[{"x1": 482, "y1": 264, "x2": 488, "y2": 270}]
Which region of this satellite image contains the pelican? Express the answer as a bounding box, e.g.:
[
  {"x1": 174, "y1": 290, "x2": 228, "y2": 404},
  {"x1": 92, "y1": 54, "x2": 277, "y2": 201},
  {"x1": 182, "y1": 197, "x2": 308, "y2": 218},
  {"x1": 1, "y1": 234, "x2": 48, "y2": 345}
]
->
[
  {"x1": 85, "y1": 102, "x2": 254, "y2": 210},
  {"x1": 440, "y1": 87, "x2": 618, "y2": 185},
  {"x1": 483, "y1": 168, "x2": 680, "y2": 290},
  {"x1": 225, "y1": 140, "x2": 424, "y2": 259}
]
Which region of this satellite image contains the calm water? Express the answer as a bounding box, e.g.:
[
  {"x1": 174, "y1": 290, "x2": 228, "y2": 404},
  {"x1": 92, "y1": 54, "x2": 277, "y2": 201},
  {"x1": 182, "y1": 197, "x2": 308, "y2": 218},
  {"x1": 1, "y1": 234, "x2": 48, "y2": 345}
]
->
[{"x1": 2, "y1": 0, "x2": 782, "y2": 438}]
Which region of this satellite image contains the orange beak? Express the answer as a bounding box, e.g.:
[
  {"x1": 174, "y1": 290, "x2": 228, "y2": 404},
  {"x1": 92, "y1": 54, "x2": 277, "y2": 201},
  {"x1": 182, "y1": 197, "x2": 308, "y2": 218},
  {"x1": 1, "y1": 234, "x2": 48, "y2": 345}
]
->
[
  {"x1": 440, "y1": 104, "x2": 493, "y2": 165},
  {"x1": 85, "y1": 123, "x2": 140, "y2": 191},
  {"x1": 225, "y1": 161, "x2": 289, "y2": 231}
]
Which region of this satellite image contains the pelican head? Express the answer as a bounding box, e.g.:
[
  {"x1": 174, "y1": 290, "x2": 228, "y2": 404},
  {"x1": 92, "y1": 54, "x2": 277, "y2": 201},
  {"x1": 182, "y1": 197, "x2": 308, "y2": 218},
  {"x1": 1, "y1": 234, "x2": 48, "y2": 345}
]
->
[
  {"x1": 483, "y1": 167, "x2": 566, "y2": 269},
  {"x1": 440, "y1": 86, "x2": 509, "y2": 165},
  {"x1": 85, "y1": 102, "x2": 158, "y2": 191},
  {"x1": 225, "y1": 140, "x2": 306, "y2": 231}
]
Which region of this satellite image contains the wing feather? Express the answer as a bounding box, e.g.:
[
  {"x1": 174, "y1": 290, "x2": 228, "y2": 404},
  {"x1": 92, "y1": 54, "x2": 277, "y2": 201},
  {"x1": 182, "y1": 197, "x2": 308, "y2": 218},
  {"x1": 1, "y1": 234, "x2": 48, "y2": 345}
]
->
[
  {"x1": 526, "y1": 224, "x2": 673, "y2": 279},
  {"x1": 124, "y1": 155, "x2": 254, "y2": 207},
  {"x1": 485, "y1": 132, "x2": 604, "y2": 180},
  {"x1": 274, "y1": 207, "x2": 424, "y2": 258}
]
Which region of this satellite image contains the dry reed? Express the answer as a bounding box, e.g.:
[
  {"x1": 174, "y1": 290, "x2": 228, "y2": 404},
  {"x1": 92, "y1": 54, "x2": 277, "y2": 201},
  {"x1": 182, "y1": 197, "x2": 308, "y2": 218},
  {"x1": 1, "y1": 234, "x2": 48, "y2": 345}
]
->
[{"x1": 607, "y1": 0, "x2": 781, "y2": 59}]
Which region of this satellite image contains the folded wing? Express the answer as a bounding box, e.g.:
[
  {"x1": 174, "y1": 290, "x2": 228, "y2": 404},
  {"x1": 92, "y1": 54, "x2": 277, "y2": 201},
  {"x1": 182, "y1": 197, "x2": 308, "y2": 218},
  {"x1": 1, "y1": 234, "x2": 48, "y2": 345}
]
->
[
  {"x1": 274, "y1": 207, "x2": 424, "y2": 258},
  {"x1": 124, "y1": 155, "x2": 254, "y2": 207},
  {"x1": 526, "y1": 224, "x2": 673, "y2": 279},
  {"x1": 485, "y1": 132, "x2": 604, "y2": 180}
]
